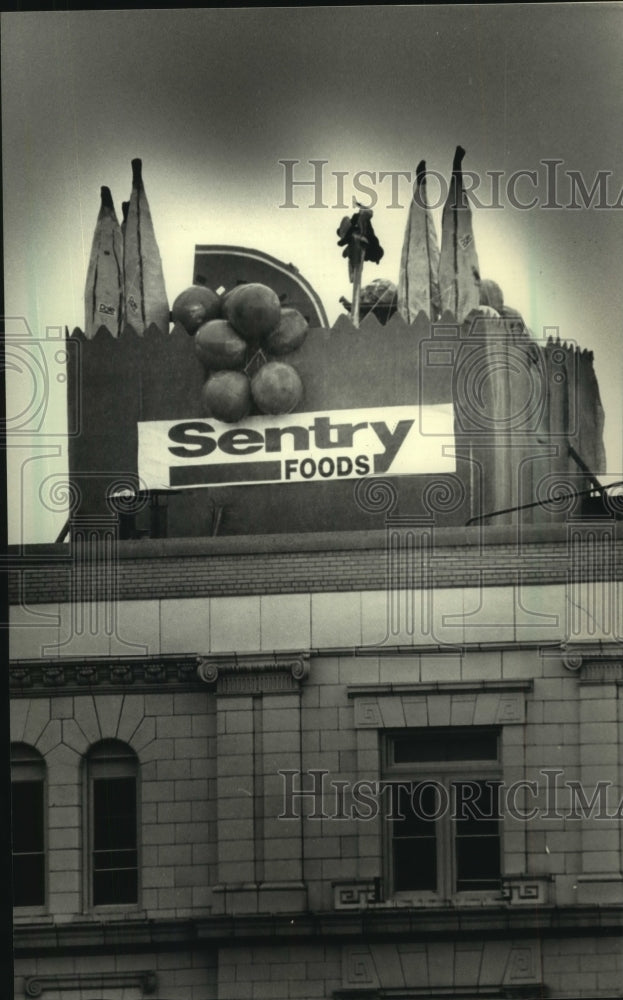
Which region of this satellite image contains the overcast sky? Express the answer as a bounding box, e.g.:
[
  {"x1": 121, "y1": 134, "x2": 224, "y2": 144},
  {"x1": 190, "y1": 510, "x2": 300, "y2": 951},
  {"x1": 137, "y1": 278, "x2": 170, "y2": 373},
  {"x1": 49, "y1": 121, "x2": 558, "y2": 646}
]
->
[{"x1": 4, "y1": 5, "x2": 623, "y2": 542}]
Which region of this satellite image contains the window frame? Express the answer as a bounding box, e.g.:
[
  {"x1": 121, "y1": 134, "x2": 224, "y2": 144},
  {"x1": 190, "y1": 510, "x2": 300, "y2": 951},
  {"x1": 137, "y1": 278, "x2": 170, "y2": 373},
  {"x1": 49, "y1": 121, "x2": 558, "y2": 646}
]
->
[
  {"x1": 11, "y1": 743, "x2": 47, "y2": 913},
  {"x1": 382, "y1": 726, "x2": 503, "y2": 905},
  {"x1": 85, "y1": 740, "x2": 140, "y2": 912}
]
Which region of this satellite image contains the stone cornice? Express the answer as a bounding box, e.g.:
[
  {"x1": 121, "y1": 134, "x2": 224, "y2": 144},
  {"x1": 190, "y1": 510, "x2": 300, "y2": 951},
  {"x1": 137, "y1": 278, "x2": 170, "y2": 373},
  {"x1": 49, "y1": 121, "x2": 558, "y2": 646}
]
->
[
  {"x1": 9, "y1": 651, "x2": 311, "y2": 698},
  {"x1": 12, "y1": 906, "x2": 623, "y2": 955},
  {"x1": 7, "y1": 520, "x2": 623, "y2": 561},
  {"x1": 9, "y1": 654, "x2": 201, "y2": 697}
]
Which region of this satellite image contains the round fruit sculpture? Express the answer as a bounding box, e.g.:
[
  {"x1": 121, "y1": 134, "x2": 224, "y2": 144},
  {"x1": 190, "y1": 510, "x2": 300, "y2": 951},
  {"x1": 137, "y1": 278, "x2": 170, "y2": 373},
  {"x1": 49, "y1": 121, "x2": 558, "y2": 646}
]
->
[
  {"x1": 251, "y1": 361, "x2": 303, "y2": 415},
  {"x1": 172, "y1": 279, "x2": 308, "y2": 423},
  {"x1": 195, "y1": 319, "x2": 247, "y2": 370},
  {"x1": 479, "y1": 278, "x2": 504, "y2": 312},
  {"x1": 172, "y1": 285, "x2": 221, "y2": 335},
  {"x1": 360, "y1": 278, "x2": 397, "y2": 309},
  {"x1": 223, "y1": 282, "x2": 281, "y2": 342},
  {"x1": 264, "y1": 307, "x2": 308, "y2": 356},
  {"x1": 202, "y1": 370, "x2": 251, "y2": 423}
]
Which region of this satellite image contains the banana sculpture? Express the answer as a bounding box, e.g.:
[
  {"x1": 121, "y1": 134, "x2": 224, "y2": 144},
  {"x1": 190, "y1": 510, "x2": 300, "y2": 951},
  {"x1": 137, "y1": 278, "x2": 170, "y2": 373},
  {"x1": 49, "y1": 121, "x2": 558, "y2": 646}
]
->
[
  {"x1": 84, "y1": 186, "x2": 123, "y2": 338},
  {"x1": 397, "y1": 159, "x2": 441, "y2": 322},
  {"x1": 122, "y1": 158, "x2": 170, "y2": 335},
  {"x1": 439, "y1": 146, "x2": 481, "y2": 323}
]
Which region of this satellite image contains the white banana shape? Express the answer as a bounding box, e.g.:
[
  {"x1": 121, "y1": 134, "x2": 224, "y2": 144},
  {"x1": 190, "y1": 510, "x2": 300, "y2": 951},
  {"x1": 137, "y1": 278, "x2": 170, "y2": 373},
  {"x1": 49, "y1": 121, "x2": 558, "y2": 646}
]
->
[
  {"x1": 123, "y1": 158, "x2": 169, "y2": 335},
  {"x1": 84, "y1": 186, "x2": 123, "y2": 338}
]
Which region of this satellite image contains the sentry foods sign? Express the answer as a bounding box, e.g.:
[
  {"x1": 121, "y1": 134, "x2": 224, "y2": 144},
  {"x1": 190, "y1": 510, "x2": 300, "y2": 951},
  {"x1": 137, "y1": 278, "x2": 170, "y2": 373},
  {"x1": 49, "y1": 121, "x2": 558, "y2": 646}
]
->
[{"x1": 137, "y1": 405, "x2": 455, "y2": 490}]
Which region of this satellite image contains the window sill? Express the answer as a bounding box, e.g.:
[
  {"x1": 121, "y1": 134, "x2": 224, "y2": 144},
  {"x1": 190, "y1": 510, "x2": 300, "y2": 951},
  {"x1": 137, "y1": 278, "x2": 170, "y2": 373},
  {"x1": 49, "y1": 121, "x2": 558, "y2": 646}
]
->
[
  {"x1": 85, "y1": 904, "x2": 144, "y2": 919},
  {"x1": 12, "y1": 908, "x2": 50, "y2": 921},
  {"x1": 387, "y1": 893, "x2": 504, "y2": 909}
]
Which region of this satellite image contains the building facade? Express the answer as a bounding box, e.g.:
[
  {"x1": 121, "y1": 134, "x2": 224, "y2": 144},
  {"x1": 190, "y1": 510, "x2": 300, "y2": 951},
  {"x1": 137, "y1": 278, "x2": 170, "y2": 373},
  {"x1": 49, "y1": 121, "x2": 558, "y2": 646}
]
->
[
  {"x1": 9, "y1": 310, "x2": 623, "y2": 999},
  {"x1": 9, "y1": 518, "x2": 623, "y2": 1000}
]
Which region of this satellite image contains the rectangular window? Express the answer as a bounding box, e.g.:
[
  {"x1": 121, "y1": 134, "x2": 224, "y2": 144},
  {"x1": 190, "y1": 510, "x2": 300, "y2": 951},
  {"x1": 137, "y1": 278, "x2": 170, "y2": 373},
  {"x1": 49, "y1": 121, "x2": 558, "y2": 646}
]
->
[
  {"x1": 385, "y1": 728, "x2": 502, "y2": 900},
  {"x1": 12, "y1": 778, "x2": 45, "y2": 907},
  {"x1": 454, "y1": 779, "x2": 500, "y2": 891},
  {"x1": 92, "y1": 775, "x2": 138, "y2": 905}
]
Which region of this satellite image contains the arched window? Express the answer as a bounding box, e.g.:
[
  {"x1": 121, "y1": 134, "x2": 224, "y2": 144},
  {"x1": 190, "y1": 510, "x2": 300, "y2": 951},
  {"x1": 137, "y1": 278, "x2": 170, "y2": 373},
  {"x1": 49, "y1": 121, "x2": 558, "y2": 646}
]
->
[
  {"x1": 11, "y1": 743, "x2": 46, "y2": 908},
  {"x1": 87, "y1": 740, "x2": 138, "y2": 907}
]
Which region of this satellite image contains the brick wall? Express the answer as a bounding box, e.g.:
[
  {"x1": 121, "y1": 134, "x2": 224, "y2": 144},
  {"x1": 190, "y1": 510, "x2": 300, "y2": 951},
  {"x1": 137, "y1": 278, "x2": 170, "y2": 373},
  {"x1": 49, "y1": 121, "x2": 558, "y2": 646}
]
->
[{"x1": 8, "y1": 523, "x2": 623, "y2": 605}]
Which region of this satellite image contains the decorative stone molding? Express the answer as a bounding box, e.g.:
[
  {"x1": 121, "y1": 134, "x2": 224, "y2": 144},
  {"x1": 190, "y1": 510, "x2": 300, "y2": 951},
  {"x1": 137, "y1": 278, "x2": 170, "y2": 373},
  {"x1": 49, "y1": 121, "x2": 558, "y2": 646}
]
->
[
  {"x1": 561, "y1": 649, "x2": 583, "y2": 672},
  {"x1": 10, "y1": 655, "x2": 200, "y2": 696},
  {"x1": 334, "y1": 876, "x2": 552, "y2": 912},
  {"x1": 348, "y1": 680, "x2": 534, "y2": 696},
  {"x1": 338, "y1": 940, "x2": 543, "y2": 996},
  {"x1": 348, "y1": 680, "x2": 533, "y2": 728},
  {"x1": 24, "y1": 970, "x2": 156, "y2": 997},
  {"x1": 501, "y1": 874, "x2": 551, "y2": 906},
  {"x1": 76, "y1": 663, "x2": 99, "y2": 685},
  {"x1": 9, "y1": 664, "x2": 32, "y2": 688},
  {"x1": 41, "y1": 663, "x2": 65, "y2": 686},
  {"x1": 333, "y1": 989, "x2": 540, "y2": 999},
  {"x1": 197, "y1": 652, "x2": 310, "y2": 694},
  {"x1": 333, "y1": 879, "x2": 382, "y2": 910},
  {"x1": 581, "y1": 660, "x2": 623, "y2": 683},
  {"x1": 561, "y1": 641, "x2": 623, "y2": 681}
]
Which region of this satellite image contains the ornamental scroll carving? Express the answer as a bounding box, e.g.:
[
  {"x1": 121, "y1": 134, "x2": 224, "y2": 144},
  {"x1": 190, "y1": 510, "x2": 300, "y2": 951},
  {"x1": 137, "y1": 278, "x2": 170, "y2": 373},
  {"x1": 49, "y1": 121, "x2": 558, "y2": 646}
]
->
[
  {"x1": 197, "y1": 652, "x2": 310, "y2": 694},
  {"x1": 561, "y1": 642, "x2": 623, "y2": 680}
]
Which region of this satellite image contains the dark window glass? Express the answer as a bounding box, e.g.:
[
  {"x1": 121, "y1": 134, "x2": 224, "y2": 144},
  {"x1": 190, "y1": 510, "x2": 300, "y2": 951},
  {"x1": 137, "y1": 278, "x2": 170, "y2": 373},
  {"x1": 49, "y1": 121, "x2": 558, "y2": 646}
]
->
[
  {"x1": 93, "y1": 866, "x2": 138, "y2": 906},
  {"x1": 393, "y1": 838, "x2": 437, "y2": 891},
  {"x1": 387, "y1": 733, "x2": 502, "y2": 897},
  {"x1": 12, "y1": 780, "x2": 45, "y2": 907},
  {"x1": 392, "y1": 729, "x2": 498, "y2": 764},
  {"x1": 391, "y1": 783, "x2": 437, "y2": 891},
  {"x1": 92, "y1": 776, "x2": 137, "y2": 905},
  {"x1": 454, "y1": 781, "x2": 501, "y2": 891}
]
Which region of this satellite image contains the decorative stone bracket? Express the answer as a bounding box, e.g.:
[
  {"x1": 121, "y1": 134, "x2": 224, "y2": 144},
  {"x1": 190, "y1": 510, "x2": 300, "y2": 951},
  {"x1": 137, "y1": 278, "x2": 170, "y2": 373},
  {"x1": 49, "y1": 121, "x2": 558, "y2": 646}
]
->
[
  {"x1": 24, "y1": 970, "x2": 156, "y2": 997},
  {"x1": 197, "y1": 651, "x2": 310, "y2": 694},
  {"x1": 561, "y1": 641, "x2": 623, "y2": 681}
]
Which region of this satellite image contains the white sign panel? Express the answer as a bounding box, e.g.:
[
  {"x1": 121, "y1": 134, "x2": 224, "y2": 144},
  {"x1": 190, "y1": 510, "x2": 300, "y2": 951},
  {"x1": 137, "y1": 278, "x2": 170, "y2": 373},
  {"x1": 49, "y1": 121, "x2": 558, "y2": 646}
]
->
[{"x1": 137, "y1": 404, "x2": 455, "y2": 490}]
